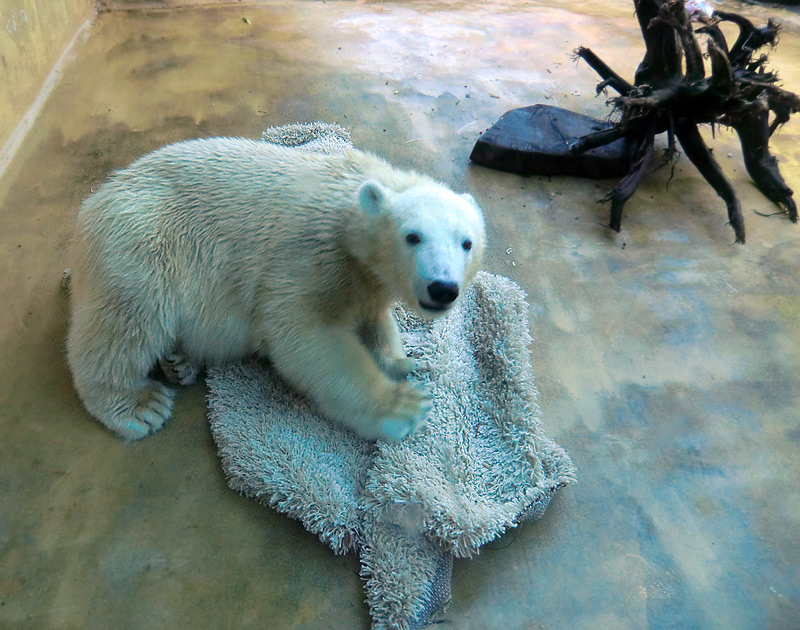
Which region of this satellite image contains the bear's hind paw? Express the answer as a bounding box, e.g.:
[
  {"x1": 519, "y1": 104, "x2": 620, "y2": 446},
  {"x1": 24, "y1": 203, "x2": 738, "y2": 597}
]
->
[
  {"x1": 159, "y1": 351, "x2": 198, "y2": 386},
  {"x1": 112, "y1": 383, "x2": 176, "y2": 441}
]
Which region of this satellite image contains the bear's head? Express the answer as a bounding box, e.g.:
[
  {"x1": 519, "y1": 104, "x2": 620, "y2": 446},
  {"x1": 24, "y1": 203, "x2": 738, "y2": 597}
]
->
[{"x1": 354, "y1": 180, "x2": 485, "y2": 317}]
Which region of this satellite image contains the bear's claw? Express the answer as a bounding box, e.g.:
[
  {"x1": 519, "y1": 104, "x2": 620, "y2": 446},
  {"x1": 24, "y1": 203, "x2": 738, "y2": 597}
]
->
[
  {"x1": 159, "y1": 351, "x2": 198, "y2": 386},
  {"x1": 376, "y1": 381, "x2": 433, "y2": 442},
  {"x1": 117, "y1": 382, "x2": 176, "y2": 440},
  {"x1": 381, "y1": 356, "x2": 419, "y2": 380}
]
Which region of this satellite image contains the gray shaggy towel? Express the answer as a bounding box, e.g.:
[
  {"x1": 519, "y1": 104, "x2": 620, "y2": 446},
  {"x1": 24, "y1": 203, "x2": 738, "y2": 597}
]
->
[{"x1": 206, "y1": 123, "x2": 576, "y2": 630}]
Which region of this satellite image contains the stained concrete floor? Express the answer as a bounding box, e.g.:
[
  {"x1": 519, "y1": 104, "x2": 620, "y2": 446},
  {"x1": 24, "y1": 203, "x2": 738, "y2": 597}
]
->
[{"x1": 2, "y1": 1, "x2": 800, "y2": 628}]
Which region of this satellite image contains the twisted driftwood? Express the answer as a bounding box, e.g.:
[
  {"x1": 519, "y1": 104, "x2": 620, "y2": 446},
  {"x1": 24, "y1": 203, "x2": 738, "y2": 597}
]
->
[{"x1": 573, "y1": 0, "x2": 800, "y2": 242}]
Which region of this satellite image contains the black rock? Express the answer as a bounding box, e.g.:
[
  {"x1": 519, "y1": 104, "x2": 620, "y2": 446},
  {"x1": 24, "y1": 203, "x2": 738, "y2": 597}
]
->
[{"x1": 470, "y1": 104, "x2": 629, "y2": 178}]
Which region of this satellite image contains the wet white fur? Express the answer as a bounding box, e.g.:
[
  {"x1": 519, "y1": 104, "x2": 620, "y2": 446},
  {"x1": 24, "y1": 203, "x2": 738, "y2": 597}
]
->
[{"x1": 66, "y1": 138, "x2": 485, "y2": 441}]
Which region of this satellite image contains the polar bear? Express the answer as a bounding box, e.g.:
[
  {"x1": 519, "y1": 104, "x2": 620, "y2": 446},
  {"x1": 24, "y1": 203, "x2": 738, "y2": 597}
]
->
[{"x1": 66, "y1": 137, "x2": 485, "y2": 442}]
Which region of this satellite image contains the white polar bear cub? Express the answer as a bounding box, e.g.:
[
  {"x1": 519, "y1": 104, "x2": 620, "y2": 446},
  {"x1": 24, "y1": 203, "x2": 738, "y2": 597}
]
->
[{"x1": 66, "y1": 137, "x2": 485, "y2": 442}]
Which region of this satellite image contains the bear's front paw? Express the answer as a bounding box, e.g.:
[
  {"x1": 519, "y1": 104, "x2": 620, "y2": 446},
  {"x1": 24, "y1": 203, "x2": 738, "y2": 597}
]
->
[
  {"x1": 379, "y1": 356, "x2": 418, "y2": 381},
  {"x1": 377, "y1": 382, "x2": 433, "y2": 442}
]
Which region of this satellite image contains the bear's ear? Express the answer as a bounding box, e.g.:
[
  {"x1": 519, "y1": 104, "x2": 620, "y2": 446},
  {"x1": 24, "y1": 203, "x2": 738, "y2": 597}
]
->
[{"x1": 357, "y1": 180, "x2": 388, "y2": 217}]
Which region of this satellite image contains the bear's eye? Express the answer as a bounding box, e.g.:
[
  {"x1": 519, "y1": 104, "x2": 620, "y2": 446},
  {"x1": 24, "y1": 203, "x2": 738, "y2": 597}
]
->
[
  {"x1": 405, "y1": 232, "x2": 422, "y2": 246},
  {"x1": 462, "y1": 239, "x2": 473, "y2": 252}
]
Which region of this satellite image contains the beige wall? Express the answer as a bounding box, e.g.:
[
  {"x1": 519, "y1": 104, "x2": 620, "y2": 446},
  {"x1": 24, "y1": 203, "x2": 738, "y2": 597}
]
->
[
  {"x1": 100, "y1": 1, "x2": 243, "y2": 8},
  {"x1": 0, "y1": 0, "x2": 95, "y2": 151}
]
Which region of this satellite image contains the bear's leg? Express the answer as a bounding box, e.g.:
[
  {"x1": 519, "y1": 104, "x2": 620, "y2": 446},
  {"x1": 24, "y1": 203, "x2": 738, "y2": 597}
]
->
[
  {"x1": 159, "y1": 349, "x2": 198, "y2": 386},
  {"x1": 67, "y1": 300, "x2": 176, "y2": 441},
  {"x1": 265, "y1": 325, "x2": 431, "y2": 441},
  {"x1": 360, "y1": 308, "x2": 417, "y2": 381}
]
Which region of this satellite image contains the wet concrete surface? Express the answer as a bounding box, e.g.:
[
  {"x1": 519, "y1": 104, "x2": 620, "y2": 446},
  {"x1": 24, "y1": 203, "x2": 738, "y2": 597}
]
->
[{"x1": 1, "y1": 1, "x2": 799, "y2": 628}]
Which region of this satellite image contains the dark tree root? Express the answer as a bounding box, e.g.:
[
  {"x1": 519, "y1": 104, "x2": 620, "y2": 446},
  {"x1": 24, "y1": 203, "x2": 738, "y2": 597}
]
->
[
  {"x1": 573, "y1": 47, "x2": 633, "y2": 96},
  {"x1": 570, "y1": 0, "x2": 799, "y2": 241},
  {"x1": 675, "y1": 121, "x2": 746, "y2": 243},
  {"x1": 732, "y1": 105, "x2": 798, "y2": 223},
  {"x1": 569, "y1": 124, "x2": 630, "y2": 155},
  {"x1": 605, "y1": 128, "x2": 656, "y2": 232}
]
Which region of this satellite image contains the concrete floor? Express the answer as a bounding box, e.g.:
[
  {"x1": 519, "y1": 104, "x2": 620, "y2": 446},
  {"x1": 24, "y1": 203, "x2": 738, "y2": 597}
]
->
[{"x1": 2, "y1": 1, "x2": 800, "y2": 628}]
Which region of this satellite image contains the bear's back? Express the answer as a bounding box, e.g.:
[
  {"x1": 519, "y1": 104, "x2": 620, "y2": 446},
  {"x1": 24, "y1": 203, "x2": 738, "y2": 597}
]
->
[
  {"x1": 73, "y1": 137, "x2": 441, "y2": 296},
  {"x1": 114, "y1": 138, "x2": 354, "y2": 213}
]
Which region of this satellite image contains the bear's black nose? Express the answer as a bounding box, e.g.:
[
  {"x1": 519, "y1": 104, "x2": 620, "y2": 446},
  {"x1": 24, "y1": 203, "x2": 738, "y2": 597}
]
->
[{"x1": 427, "y1": 281, "x2": 459, "y2": 305}]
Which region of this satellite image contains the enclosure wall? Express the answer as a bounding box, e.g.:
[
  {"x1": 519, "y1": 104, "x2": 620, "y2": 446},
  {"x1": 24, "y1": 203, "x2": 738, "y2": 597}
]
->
[{"x1": 0, "y1": 0, "x2": 95, "y2": 150}]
